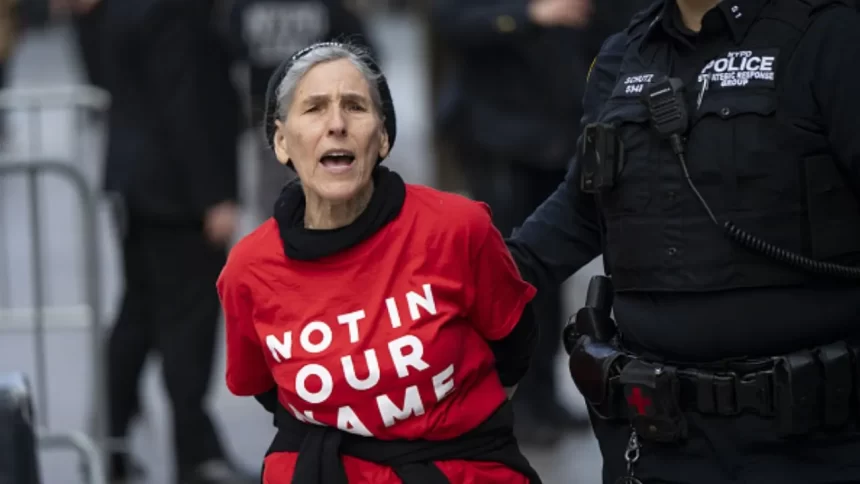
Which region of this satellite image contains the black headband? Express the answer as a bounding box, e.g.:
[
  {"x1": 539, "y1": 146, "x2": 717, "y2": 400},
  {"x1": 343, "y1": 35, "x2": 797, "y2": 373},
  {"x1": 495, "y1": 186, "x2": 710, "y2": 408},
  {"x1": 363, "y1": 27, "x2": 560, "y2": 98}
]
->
[{"x1": 263, "y1": 42, "x2": 397, "y2": 164}]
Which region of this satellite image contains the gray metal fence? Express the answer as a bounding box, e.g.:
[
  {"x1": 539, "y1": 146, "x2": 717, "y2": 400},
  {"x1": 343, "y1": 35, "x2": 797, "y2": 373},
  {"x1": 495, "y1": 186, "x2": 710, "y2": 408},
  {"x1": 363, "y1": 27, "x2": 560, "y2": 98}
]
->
[{"x1": 0, "y1": 85, "x2": 110, "y2": 484}]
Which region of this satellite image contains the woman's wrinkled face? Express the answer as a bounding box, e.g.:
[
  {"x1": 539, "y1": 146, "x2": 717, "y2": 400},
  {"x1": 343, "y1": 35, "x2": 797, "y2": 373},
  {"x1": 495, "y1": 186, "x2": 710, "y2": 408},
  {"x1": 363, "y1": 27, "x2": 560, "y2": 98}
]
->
[{"x1": 273, "y1": 58, "x2": 389, "y2": 203}]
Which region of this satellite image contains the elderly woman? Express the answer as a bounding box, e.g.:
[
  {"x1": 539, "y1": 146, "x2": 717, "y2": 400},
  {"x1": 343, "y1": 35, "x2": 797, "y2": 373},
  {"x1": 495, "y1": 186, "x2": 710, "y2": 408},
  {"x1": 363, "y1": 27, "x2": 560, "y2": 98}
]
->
[{"x1": 216, "y1": 42, "x2": 542, "y2": 484}]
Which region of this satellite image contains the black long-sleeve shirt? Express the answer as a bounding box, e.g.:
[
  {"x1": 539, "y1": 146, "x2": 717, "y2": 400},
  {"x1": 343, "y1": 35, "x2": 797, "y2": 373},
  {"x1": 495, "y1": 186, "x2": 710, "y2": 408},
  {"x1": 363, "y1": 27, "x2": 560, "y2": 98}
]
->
[{"x1": 507, "y1": 0, "x2": 860, "y2": 361}]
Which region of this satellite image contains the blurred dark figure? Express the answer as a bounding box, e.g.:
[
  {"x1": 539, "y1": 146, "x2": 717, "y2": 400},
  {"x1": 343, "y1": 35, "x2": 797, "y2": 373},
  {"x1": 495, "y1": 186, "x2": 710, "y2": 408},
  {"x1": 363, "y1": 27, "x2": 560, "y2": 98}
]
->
[
  {"x1": 589, "y1": 0, "x2": 657, "y2": 47},
  {"x1": 0, "y1": 0, "x2": 14, "y2": 75},
  {"x1": 227, "y1": 0, "x2": 375, "y2": 219},
  {"x1": 431, "y1": 0, "x2": 650, "y2": 447},
  {"x1": 71, "y1": 0, "x2": 105, "y2": 88},
  {"x1": 68, "y1": 0, "x2": 252, "y2": 482}
]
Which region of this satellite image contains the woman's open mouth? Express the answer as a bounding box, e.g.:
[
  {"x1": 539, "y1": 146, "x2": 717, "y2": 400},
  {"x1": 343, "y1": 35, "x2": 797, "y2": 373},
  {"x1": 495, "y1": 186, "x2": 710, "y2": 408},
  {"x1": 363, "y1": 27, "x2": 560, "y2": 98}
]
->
[{"x1": 320, "y1": 150, "x2": 356, "y2": 174}]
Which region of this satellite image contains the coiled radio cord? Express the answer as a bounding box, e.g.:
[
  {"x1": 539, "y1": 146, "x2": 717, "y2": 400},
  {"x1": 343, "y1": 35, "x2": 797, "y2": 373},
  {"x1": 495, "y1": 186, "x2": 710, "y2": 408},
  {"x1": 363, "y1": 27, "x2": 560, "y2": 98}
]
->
[{"x1": 671, "y1": 136, "x2": 860, "y2": 280}]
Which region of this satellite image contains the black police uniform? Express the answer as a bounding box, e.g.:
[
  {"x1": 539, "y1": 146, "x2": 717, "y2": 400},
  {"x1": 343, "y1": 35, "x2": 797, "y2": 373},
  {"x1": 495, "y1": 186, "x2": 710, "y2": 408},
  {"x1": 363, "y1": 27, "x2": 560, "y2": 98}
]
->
[{"x1": 506, "y1": 0, "x2": 860, "y2": 482}]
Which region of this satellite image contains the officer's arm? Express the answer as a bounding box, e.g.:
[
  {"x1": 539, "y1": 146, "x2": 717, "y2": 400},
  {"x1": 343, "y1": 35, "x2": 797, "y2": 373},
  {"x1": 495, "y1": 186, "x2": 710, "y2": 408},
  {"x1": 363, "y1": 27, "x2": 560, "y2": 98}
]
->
[
  {"x1": 809, "y1": 7, "x2": 860, "y2": 191},
  {"x1": 431, "y1": 0, "x2": 538, "y2": 48},
  {"x1": 506, "y1": 33, "x2": 625, "y2": 291}
]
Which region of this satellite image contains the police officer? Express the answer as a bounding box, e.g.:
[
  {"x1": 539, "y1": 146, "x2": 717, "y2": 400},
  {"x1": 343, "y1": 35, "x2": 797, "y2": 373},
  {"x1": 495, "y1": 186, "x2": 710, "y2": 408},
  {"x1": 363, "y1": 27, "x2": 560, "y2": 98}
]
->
[
  {"x1": 228, "y1": 0, "x2": 374, "y2": 219},
  {"x1": 506, "y1": 0, "x2": 860, "y2": 482}
]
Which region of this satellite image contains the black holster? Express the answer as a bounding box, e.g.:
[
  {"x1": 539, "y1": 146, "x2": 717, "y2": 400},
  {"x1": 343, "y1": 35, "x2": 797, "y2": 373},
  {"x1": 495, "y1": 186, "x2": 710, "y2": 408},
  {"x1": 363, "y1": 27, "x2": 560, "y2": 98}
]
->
[
  {"x1": 565, "y1": 275, "x2": 628, "y2": 420},
  {"x1": 565, "y1": 276, "x2": 691, "y2": 443},
  {"x1": 567, "y1": 334, "x2": 628, "y2": 420}
]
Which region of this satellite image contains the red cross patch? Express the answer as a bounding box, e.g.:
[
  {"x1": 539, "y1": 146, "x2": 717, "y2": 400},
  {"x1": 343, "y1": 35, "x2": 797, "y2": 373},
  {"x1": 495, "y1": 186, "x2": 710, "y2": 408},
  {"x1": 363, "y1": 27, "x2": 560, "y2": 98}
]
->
[{"x1": 626, "y1": 387, "x2": 653, "y2": 416}]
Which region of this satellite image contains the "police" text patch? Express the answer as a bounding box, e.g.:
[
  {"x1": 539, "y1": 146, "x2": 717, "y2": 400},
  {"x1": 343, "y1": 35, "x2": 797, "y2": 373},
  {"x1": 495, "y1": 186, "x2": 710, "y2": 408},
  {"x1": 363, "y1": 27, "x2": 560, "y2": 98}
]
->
[{"x1": 696, "y1": 49, "x2": 778, "y2": 89}]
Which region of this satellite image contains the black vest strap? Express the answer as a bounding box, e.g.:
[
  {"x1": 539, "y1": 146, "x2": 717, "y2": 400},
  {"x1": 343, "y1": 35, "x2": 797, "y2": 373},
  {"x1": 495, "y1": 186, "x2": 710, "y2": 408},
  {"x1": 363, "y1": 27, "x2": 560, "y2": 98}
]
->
[{"x1": 265, "y1": 400, "x2": 542, "y2": 484}]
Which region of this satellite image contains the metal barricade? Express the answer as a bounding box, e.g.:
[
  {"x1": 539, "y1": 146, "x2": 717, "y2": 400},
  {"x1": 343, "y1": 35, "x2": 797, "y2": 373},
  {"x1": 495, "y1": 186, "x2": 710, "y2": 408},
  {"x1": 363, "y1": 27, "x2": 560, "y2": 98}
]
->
[{"x1": 0, "y1": 85, "x2": 110, "y2": 484}]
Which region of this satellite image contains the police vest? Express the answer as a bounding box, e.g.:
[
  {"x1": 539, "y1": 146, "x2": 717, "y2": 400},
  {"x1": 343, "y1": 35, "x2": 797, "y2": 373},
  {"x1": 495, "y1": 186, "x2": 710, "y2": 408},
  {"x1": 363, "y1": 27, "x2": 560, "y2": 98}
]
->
[{"x1": 597, "y1": 0, "x2": 860, "y2": 292}]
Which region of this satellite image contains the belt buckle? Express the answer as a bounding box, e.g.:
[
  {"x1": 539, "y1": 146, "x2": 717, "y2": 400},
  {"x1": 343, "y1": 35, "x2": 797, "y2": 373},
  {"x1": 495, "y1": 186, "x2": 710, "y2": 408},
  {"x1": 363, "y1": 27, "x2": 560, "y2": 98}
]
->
[{"x1": 735, "y1": 370, "x2": 774, "y2": 417}]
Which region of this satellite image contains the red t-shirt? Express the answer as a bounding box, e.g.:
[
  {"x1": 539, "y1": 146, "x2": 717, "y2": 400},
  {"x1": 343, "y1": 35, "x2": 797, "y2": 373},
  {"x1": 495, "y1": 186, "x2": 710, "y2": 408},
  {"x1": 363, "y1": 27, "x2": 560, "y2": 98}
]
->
[{"x1": 217, "y1": 184, "x2": 537, "y2": 484}]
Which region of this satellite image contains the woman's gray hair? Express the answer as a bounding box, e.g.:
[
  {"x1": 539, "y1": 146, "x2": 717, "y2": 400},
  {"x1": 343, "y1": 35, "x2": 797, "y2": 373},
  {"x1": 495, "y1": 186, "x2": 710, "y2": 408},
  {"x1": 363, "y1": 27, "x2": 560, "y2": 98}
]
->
[{"x1": 275, "y1": 43, "x2": 385, "y2": 122}]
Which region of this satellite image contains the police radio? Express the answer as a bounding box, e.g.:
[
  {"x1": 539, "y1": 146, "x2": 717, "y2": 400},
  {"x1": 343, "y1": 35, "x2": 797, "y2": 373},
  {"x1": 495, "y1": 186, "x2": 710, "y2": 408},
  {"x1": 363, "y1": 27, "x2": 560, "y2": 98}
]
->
[
  {"x1": 640, "y1": 77, "x2": 860, "y2": 280},
  {"x1": 641, "y1": 77, "x2": 688, "y2": 153}
]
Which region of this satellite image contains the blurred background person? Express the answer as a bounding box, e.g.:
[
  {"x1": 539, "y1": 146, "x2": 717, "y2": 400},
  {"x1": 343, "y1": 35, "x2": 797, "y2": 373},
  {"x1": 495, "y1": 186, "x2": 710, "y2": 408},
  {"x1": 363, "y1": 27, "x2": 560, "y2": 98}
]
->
[
  {"x1": 70, "y1": 0, "x2": 103, "y2": 89},
  {"x1": 227, "y1": 0, "x2": 376, "y2": 221},
  {"x1": 587, "y1": 0, "x2": 656, "y2": 50},
  {"x1": 431, "y1": 0, "x2": 598, "y2": 447},
  {"x1": 0, "y1": 0, "x2": 15, "y2": 141},
  {"x1": 66, "y1": 0, "x2": 253, "y2": 482},
  {"x1": 0, "y1": 0, "x2": 15, "y2": 94}
]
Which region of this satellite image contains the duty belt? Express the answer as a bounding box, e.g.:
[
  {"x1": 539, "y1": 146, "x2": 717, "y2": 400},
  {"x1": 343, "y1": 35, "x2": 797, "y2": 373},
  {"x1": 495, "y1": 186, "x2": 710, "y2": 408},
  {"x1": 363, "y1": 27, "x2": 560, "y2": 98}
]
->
[
  {"x1": 568, "y1": 337, "x2": 860, "y2": 444},
  {"x1": 565, "y1": 276, "x2": 860, "y2": 443}
]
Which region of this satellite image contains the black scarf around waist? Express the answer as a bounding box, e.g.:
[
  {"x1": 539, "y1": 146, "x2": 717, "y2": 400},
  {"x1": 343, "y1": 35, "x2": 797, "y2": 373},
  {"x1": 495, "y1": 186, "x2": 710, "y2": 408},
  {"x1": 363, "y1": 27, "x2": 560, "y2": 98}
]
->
[{"x1": 265, "y1": 400, "x2": 542, "y2": 484}]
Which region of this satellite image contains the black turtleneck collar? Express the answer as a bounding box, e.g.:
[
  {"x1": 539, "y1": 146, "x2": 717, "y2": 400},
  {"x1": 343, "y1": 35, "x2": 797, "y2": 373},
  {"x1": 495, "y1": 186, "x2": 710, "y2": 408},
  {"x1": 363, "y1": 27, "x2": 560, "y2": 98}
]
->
[{"x1": 273, "y1": 166, "x2": 406, "y2": 261}]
